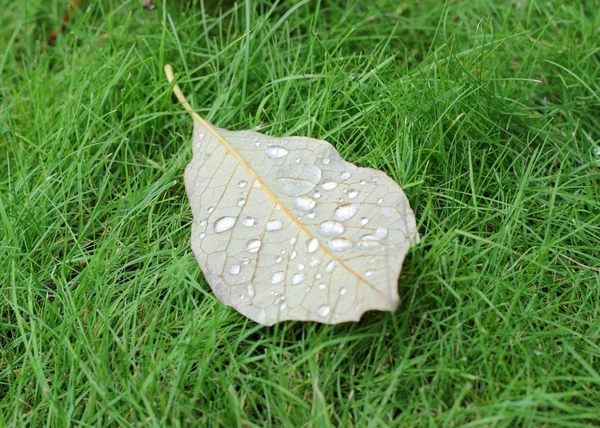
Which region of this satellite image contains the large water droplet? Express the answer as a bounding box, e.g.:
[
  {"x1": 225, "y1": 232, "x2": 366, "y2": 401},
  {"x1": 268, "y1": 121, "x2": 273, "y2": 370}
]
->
[
  {"x1": 242, "y1": 216, "x2": 255, "y2": 227},
  {"x1": 246, "y1": 239, "x2": 262, "y2": 253},
  {"x1": 265, "y1": 220, "x2": 283, "y2": 231},
  {"x1": 271, "y1": 271, "x2": 284, "y2": 284},
  {"x1": 275, "y1": 164, "x2": 322, "y2": 196},
  {"x1": 214, "y1": 216, "x2": 236, "y2": 233},
  {"x1": 291, "y1": 273, "x2": 305, "y2": 285},
  {"x1": 294, "y1": 196, "x2": 316, "y2": 211},
  {"x1": 266, "y1": 146, "x2": 289, "y2": 159},
  {"x1": 325, "y1": 260, "x2": 336, "y2": 272},
  {"x1": 229, "y1": 264, "x2": 241, "y2": 275},
  {"x1": 318, "y1": 220, "x2": 345, "y2": 237},
  {"x1": 334, "y1": 203, "x2": 359, "y2": 222},
  {"x1": 317, "y1": 305, "x2": 331, "y2": 317},
  {"x1": 305, "y1": 238, "x2": 319, "y2": 253},
  {"x1": 321, "y1": 180, "x2": 338, "y2": 191},
  {"x1": 328, "y1": 238, "x2": 354, "y2": 252},
  {"x1": 347, "y1": 189, "x2": 359, "y2": 199},
  {"x1": 238, "y1": 180, "x2": 247, "y2": 188}
]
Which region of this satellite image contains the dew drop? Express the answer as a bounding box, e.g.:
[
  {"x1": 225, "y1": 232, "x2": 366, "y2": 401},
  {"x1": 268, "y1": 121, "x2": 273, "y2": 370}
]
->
[
  {"x1": 266, "y1": 146, "x2": 289, "y2": 159},
  {"x1": 319, "y1": 220, "x2": 345, "y2": 237},
  {"x1": 246, "y1": 239, "x2": 262, "y2": 253},
  {"x1": 377, "y1": 198, "x2": 384, "y2": 204},
  {"x1": 318, "y1": 283, "x2": 327, "y2": 290},
  {"x1": 316, "y1": 273, "x2": 322, "y2": 279},
  {"x1": 321, "y1": 157, "x2": 331, "y2": 165},
  {"x1": 292, "y1": 273, "x2": 305, "y2": 285},
  {"x1": 347, "y1": 189, "x2": 359, "y2": 199},
  {"x1": 289, "y1": 237, "x2": 297, "y2": 245},
  {"x1": 312, "y1": 191, "x2": 322, "y2": 198},
  {"x1": 276, "y1": 164, "x2": 322, "y2": 196},
  {"x1": 199, "y1": 133, "x2": 205, "y2": 139},
  {"x1": 242, "y1": 216, "x2": 255, "y2": 227},
  {"x1": 241, "y1": 257, "x2": 250, "y2": 265},
  {"x1": 278, "y1": 299, "x2": 287, "y2": 311},
  {"x1": 325, "y1": 260, "x2": 336, "y2": 272},
  {"x1": 317, "y1": 305, "x2": 331, "y2": 317},
  {"x1": 360, "y1": 179, "x2": 366, "y2": 186},
  {"x1": 273, "y1": 255, "x2": 283, "y2": 263},
  {"x1": 290, "y1": 250, "x2": 297, "y2": 260},
  {"x1": 365, "y1": 270, "x2": 374, "y2": 277},
  {"x1": 229, "y1": 264, "x2": 241, "y2": 275},
  {"x1": 321, "y1": 180, "x2": 338, "y2": 191},
  {"x1": 340, "y1": 171, "x2": 351, "y2": 180},
  {"x1": 360, "y1": 217, "x2": 369, "y2": 226},
  {"x1": 309, "y1": 258, "x2": 320, "y2": 268},
  {"x1": 238, "y1": 180, "x2": 247, "y2": 188},
  {"x1": 369, "y1": 175, "x2": 379, "y2": 183},
  {"x1": 306, "y1": 237, "x2": 319, "y2": 253},
  {"x1": 297, "y1": 263, "x2": 305, "y2": 271},
  {"x1": 247, "y1": 284, "x2": 255, "y2": 297},
  {"x1": 214, "y1": 216, "x2": 236, "y2": 233},
  {"x1": 253, "y1": 180, "x2": 262, "y2": 189},
  {"x1": 375, "y1": 227, "x2": 388, "y2": 238},
  {"x1": 380, "y1": 206, "x2": 394, "y2": 217},
  {"x1": 199, "y1": 218, "x2": 207, "y2": 227},
  {"x1": 340, "y1": 287, "x2": 347, "y2": 296},
  {"x1": 328, "y1": 238, "x2": 354, "y2": 252},
  {"x1": 358, "y1": 240, "x2": 382, "y2": 249},
  {"x1": 294, "y1": 196, "x2": 316, "y2": 211},
  {"x1": 237, "y1": 198, "x2": 246, "y2": 207},
  {"x1": 254, "y1": 141, "x2": 260, "y2": 147},
  {"x1": 271, "y1": 271, "x2": 284, "y2": 284},
  {"x1": 199, "y1": 232, "x2": 206, "y2": 240},
  {"x1": 333, "y1": 203, "x2": 359, "y2": 222},
  {"x1": 256, "y1": 309, "x2": 267, "y2": 322},
  {"x1": 265, "y1": 220, "x2": 283, "y2": 231},
  {"x1": 306, "y1": 212, "x2": 316, "y2": 219},
  {"x1": 207, "y1": 206, "x2": 215, "y2": 214}
]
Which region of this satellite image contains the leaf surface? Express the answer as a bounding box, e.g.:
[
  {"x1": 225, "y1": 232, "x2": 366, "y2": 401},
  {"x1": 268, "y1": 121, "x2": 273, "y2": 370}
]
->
[{"x1": 165, "y1": 65, "x2": 419, "y2": 325}]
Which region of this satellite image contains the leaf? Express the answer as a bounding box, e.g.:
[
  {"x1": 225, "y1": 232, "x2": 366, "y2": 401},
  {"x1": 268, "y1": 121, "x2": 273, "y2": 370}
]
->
[{"x1": 165, "y1": 65, "x2": 419, "y2": 325}]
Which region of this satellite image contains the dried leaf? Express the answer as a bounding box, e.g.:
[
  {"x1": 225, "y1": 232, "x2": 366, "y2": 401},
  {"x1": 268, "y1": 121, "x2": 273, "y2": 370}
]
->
[{"x1": 165, "y1": 65, "x2": 419, "y2": 325}]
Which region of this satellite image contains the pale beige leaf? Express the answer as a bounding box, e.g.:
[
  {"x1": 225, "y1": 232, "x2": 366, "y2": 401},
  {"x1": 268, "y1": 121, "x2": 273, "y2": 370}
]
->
[{"x1": 165, "y1": 65, "x2": 419, "y2": 325}]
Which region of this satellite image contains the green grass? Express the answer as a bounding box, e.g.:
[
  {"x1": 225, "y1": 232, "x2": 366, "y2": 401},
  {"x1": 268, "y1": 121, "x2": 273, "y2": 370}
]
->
[{"x1": 1, "y1": 0, "x2": 600, "y2": 425}]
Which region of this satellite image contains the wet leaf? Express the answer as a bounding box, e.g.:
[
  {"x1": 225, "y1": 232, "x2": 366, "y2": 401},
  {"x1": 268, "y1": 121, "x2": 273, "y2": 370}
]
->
[{"x1": 165, "y1": 65, "x2": 419, "y2": 325}]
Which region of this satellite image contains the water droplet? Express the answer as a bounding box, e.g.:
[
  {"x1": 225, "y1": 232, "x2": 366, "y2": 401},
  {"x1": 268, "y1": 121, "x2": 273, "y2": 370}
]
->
[
  {"x1": 377, "y1": 198, "x2": 383, "y2": 204},
  {"x1": 316, "y1": 273, "x2": 322, "y2": 279},
  {"x1": 340, "y1": 171, "x2": 351, "y2": 180},
  {"x1": 266, "y1": 146, "x2": 289, "y2": 159},
  {"x1": 305, "y1": 238, "x2": 319, "y2": 253},
  {"x1": 325, "y1": 260, "x2": 336, "y2": 272},
  {"x1": 265, "y1": 220, "x2": 283, "y2": 231},
  {"x1": 321, "y1": 157, "x2": 331, "y2": 165},
  {"x1": 290, "y1": 250, "x2": 297, "y2": 260},
  {"x1": 273, "y1": 255, "x2": 283, "y2": 263},
  {"x1": 252, "y1": 137, "x2": 258, "y2": 142},
  {"x1": 199, "y1": 133, "x2": 205, "y2": 139},
  {"x1": 275, "y1": 164, "x2": 322, "y2": 196},
  {"x1": 247, "y1": 284, "x2": 255, "y2": 297},
  {"x1": 289, "y1": 237, "x2": 297, "y2": 245},
  {"x1": 239, "y1": 294, "x2": 246, "y2": 300},
  {"x1": 238, "y1": 180, "x2": 247, "y2": 188},
  {"x1": 369, "y1": 175, "x2": 379, "y2": 183},
  {"x1": 207, "y1": 206, "x2": 215, "y2": 213},
  {"x1": 365, "y1": 270, "x2": 374, "y2": 277},
  {"x1": 340, "y1": 287, "x2": 347, "y2": 296},
  {"x1": 360, "y1": 179, "x2": 366, "y2": 186},
  {"x1": 306, "y1": 212, "x2": 316, "y2": 219},
  {"x1": 241, "y1": 257, "x2": 250, "y2": 265},
  {"x1": 380, "y1": 207, "x2": 394, "y2": 217},
  {"x1": 214, "y1": 216, "x2": 236, "y2": 233},
  {"x1": 277, "y1": 299, "x2": 287, "y2": 311},
  {"x1": 294, "y1": 196, "x2": 316, "y2": 211},
  {"x1": 358, "y1": 240, "x2": 382, "y2": 249},
  {"x1": 275, "y1": 204, "x2": 281, "y2": 211},
  {"x1": 317, "y1": 305, "x2": 331, "y2": 317},
  {"x1": 334, "y1": 203, "x2": 359, "y2": 221},
  {"x1": 297, "y1": 263, "x2": 305, "y2": 271},
  {"x1": 318, "y1": 283, "x2": 327, "y2": 290},
  {"x1": 321, "y1": 180, "x2": 338, "y2": 191},
  {"x1": 360, "y1": 217, "x2": 369, "y2": 226},
  {"x1": 347, "y1": 189, "x2": 359, "y2": 199},
  {"x1": 312, "y1": 191, "x2": 321, "y2": 198},
  {"x1": 199, "y1": 232, "x2": 206, "y2": 240},
  {"x1": 375, "y1": 227, "x2": 388, "y2": 238},
  {"x1": 246, "y1": 239, "x2": 262, "y2": 253},
  {"x1": 254, "y1": 141, "x2": 260, "y2": 147},
  {"x1": 229, "y1": 264, "x2": 241, "y2": 275},
  {"x1": 309, "y1": 258, "x2": 320, "y2": 267},
  {"x1": 237, "y1": 198, "x2": 246, "y2": 207},
  {"x1": 253, "y1": 180, "x2": 262, "y2": 188},
  {"x1": 328, "y1": 238, "x2": 354, "y2": 252},
  {"x1": 319, "y1": 221, "x2": 345, "y2": 237},
  {"x1": 593, "y1": 146, "x2": 600, "y2": 165},
  {"x1": 292, "y1": 273, "x2": 305, "y2": 285},
  {"x1": 256, "y1": 309, "x2": 267, "y2": 322},
  {"x1": 242, "y1": 216, "x2": 255, "y2": 227},
  {"x1": 271, "y1": 271, "x2": 284, "y2": 284},
  {"x1": 199, "y1": 218, "x2": 207, "y2": 227}
]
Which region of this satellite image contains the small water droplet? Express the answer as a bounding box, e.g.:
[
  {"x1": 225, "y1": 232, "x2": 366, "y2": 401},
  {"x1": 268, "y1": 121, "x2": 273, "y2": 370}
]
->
[
  {"x1": 265, "y1": 220, "x2": 283, "y2": 231},
  {"x1": 207, "y1": 206, "x2": 215, "y2": 213},
  {"x1": 317, "y1": 305, "x2": 331, "y2": 317},
  {"x1": 294, "y1": 196, "x2": 316, "y2": 211},
  {"x1": 252, "y1": 137, "x2": 258, "y2": 142},
  {"x1": 321, "y1": 180, "x2": 338, "y2": 191},
  {"x1": 340, "y1": 171, "x2": 351, "y2": 180},
  {"x1": 289, "y1": 237, "x2": 297, "y2": 245},
  {"x1": 195, "y1": 143, "x2": 201, "y2": 149},
  {"x1": 380, "y1": 206, "x2": 394, "y2": 217},
  {"x1": 312, "y1": 191, "x2": 321, "y2": 198},
  {"x1": 256, "y1": 309, "x2": 267, "y2": 322},
  {"x1": 318, "y1": 283, "x2": 327, "y2": 290},
  {"x1": 253, "y1": 180, "x2": 262, "y2": 188},
  {"x1": 246, "y1": 239, "x2": 262, "y2": 253},
  {"x1": 229, "y1": 264, "x2": 241, "y2": 275},
  {"x1": 306, "y1": 238, "x2": 319, "y2": 253},
  {"x1": 254, "y1": 141, "x2": 260, "y2": 147},
  {"x1": 319, "y1": 220, "x2": 345, "y2": 237},
  {"x1": 347, "y1": 189, "x2": 359, "y2": 199},
  {"x1": 334, "y1": 203, "x2": 359, "y2": 222},
  {"x1": 360, "y1": 179, "x2": 366, "y2": 186},
  {"x1": 325, "y1": 260, "x2": 336, "y2": 272},
  {"x1": 199, "y1": 218, "x2": 207, "y2": 227},
  {"x1": 247, "y1": 284, "x2": 255, "y2": 297},
  {"x1": 369, "y1": 175, "x2": 379, "y2": 183},
  {"x1": 316, "y1": 273, "x2": 322, "y2": 279},
  {"x1": 277, "y1": 299, "x2": 287, "y2": 311},
  {"x1": 237, "y1": 198, "x2": 246, "y2": 207},
  {"x1": 266, "y1": 146, "x2": 289, "y2": 159},
  {"x1": 214, "y1": 216, "x2": 236, "y2": 233},
  {"x1": 365, "y1": 270, "x2": 374, "y2": 277},
  {"x1": 377, "y1": 198, "x2": 383, "y2": 204},
  {"x1": 290, "y1": 250, "x2": 297, "y2": 260},
  {"x1": 241, "y1": 257, "x2": 250, "y2": 265},
  {"x1": 321, "y1": 157, "x2": 331, "y2": 165},
  {"x1": 238, "y1": 180, "x2": 247, "y2": 188},
  {"x1": 242, "y1": 216, "x2": 255, "y2": 227},
  {"x1": 306, "y1": 212, "x2": 316, "y2": 219},
  {"x1": 273, "y1": 255, "x2": 283, "y2": 263},
  {"x1": 199, "y1": 232, "x2": 206, "y2": 239},
  {"x1": 295, "y1": 158, "x2": 301, "y2": 163},
  {"x1": 328, "y1": 238, "x2": 354, "y2": 252},
  {"x1": 340, "y1": 287, "x2": 347, "y2": 296},
  {"x1": 199, "y1": 133, "x2": 205, "y2": 139},
  {"x1": 292, "y1": 273, "x2": 305, "y2": 285},
  {"x1": 375, "y1": 227, "x2": 388, "y2": 238},
  {"x1": 310, "y1": 258, "x2": 320, "y2": 268},
  {"x1": 271, "y1": 271, "x2": 284, "y2": 284},
  {"x1": 297, "y1": 263, "x2": 305, "y2": 271},
  {"x1": 360, "y1": 217, "x2": 369, "y2": 226}
]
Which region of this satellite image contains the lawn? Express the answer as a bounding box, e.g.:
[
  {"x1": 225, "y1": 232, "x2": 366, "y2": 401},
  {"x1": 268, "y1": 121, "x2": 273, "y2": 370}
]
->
[{"x1": 1, "y1": 0, "x2": 599, "y2": 425}]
